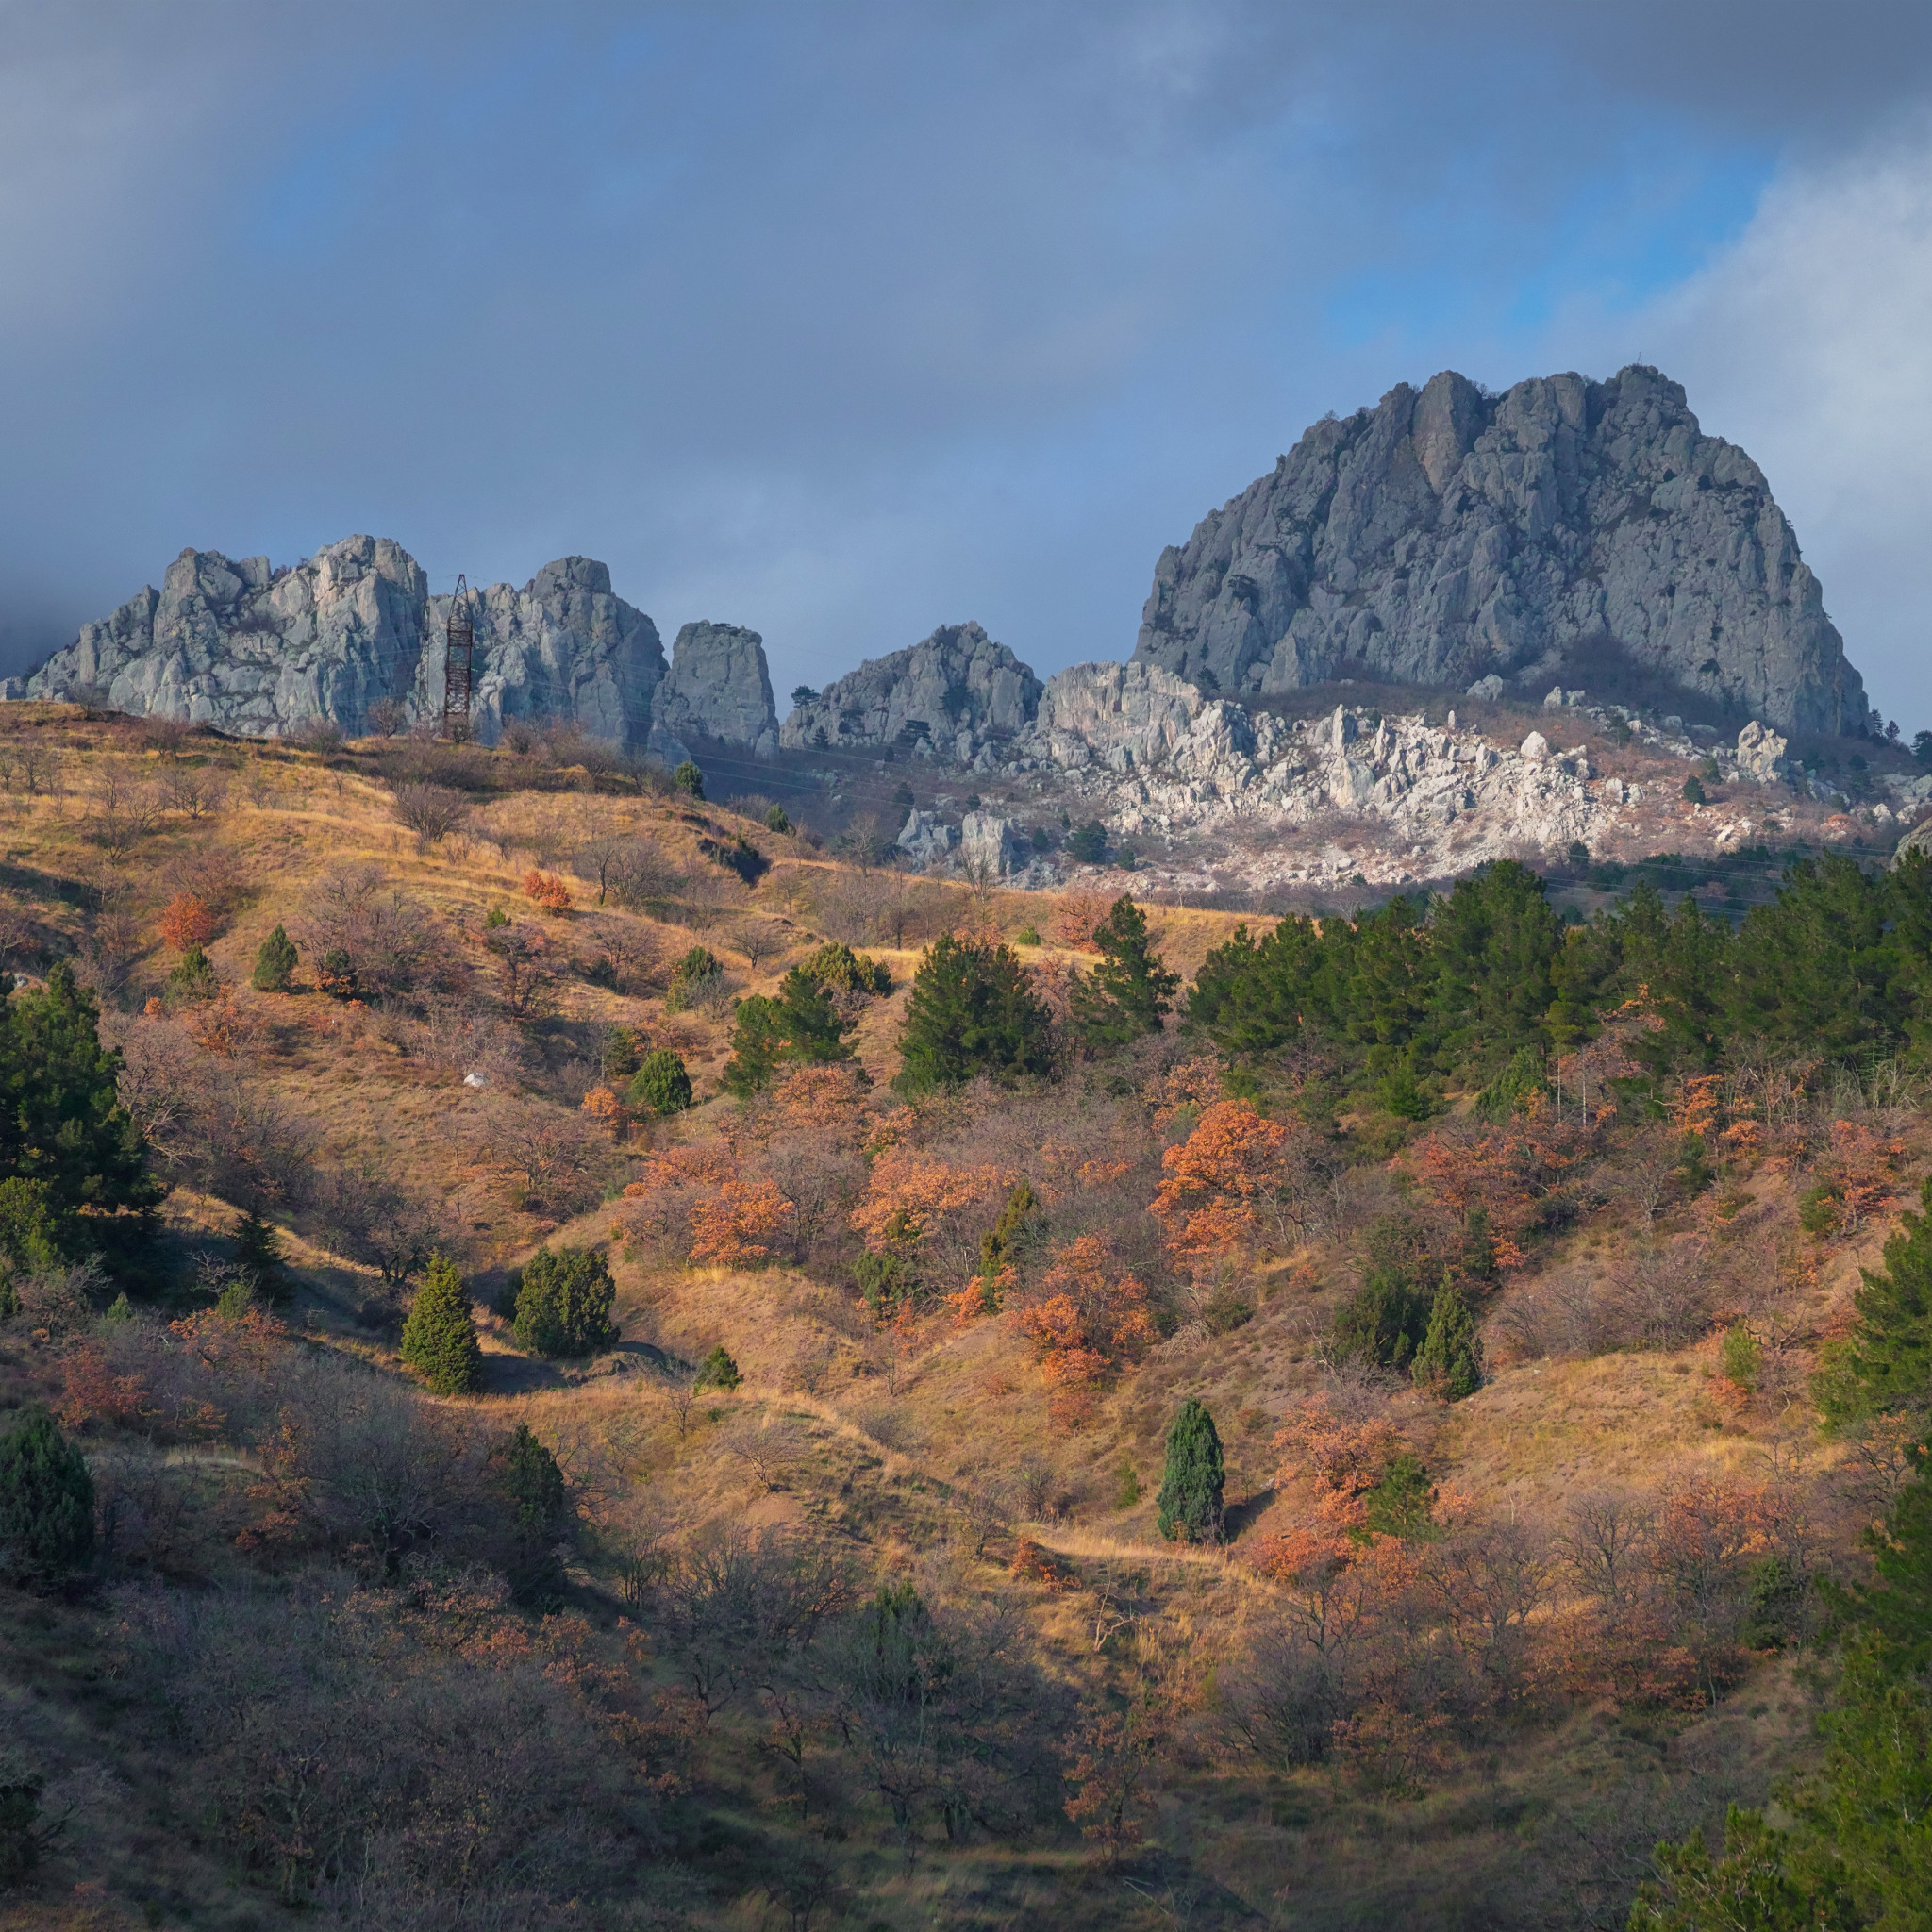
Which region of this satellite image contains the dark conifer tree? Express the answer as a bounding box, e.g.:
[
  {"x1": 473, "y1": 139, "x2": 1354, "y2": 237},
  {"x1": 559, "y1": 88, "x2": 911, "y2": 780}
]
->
[
  {"x1": 512, "y1": 1247, "x2": 620, "y2": 1357},
  {"x1": 1156, "y1": 1398, "x2": 1224, "y2": 1543},
  {"x1": 626, "y1": 1048, "x2": 693, "y2": 1115},
  {"x1": 250, "y1": 924, "x2": 299, "y2": 992},
  {"x1": 399, "y1": 1251, "x2": 484, "y2": 1395},
  {"x1": 721, "y1": 969, "x2": 855, "y2": 1097},
  {"x1": 0, "y1": 964, "x2": 158, "y2": 1250},
  {"x1": 893, "y1": 933, "x2": 1052, "y2": 1095},
  {"x1": 500, "y1": 1422, "x2": 569, "y2": 1607},
  {"x1": 0, "y1": 1406, "x2": 93, "y2": 1580},
  {"x1": 1412, "y1": 1277, "x2": 1483, "y2": 1399},
  {"x1": 1070, "y1": 896, "x2": 1180, "y2": 1050}
]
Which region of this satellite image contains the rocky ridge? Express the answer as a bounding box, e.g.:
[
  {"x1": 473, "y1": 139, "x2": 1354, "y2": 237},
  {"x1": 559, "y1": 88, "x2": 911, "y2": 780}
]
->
[
  {"x1": 893, "y1": 656, "x2": 1928, "y2": 891},
  {"x1": 17, "y1": 537, "x2": 778, "y2": 755},
  {"x1": 1132, "y1": 365, "x2": 1869, "y2": 737},
  {"x1": 780, "y1": 621, "x2": 1041, "y2": 765}
]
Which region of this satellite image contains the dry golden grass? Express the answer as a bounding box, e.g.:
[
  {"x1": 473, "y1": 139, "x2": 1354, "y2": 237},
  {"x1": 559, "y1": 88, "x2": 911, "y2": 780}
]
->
[{"x1": 0, "y1": 703, "x2": 1909, "y2": 1930}]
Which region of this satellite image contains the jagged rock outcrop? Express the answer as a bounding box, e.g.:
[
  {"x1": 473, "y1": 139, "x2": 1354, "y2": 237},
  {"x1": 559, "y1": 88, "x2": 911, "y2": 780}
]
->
[
  {"x1": 995, "y1": 662, "x2": 1667, "y2": 884},
  {"x1": 650, "y1": 621, "x2": 778, "y2": 758},
  {"x1": 1133, "y1": 365, "x2": 1868, "y2": 736},
  {"x1": 958, "y1": 811, "x2": 1029, "y2": 878},
  {"x1": 414, "y1": 556, "x2": 664, "y2": 747},
  {"x1": 1735, "y1": 721, "x2": 1789, "y2": 783},
  {"x1": 22, "y1": 538, "x2": 689, "y2": 748},
  {"x1": 896, "y1": 809, "x2": 959, "y2": 865},
  {"x1": 27, "y1": 538, "x2": 430, "y2": 737},
  {"x1": 1021, "y1": 660, "x2": 1208, "y2": 773},
  {"x1": 780, "y1": 622, "x2": 1041, "y2": 765}
]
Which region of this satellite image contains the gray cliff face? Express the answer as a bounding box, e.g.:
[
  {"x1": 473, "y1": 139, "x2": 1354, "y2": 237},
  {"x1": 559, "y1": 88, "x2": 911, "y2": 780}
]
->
[
  {"x1": 26, "y1": 539, "x2": 673, "y2": 748},
  {"x1": 780, "y1": 622, "x2": 1041, "y2": 766},
  {"x1": 651, "y1": 621, "x2": 778, "y2": 758},
  {"x1": 413, "y1": 556, "x2": 665, "y2": 748},
  {"x1": 27, "y1": 537, "x2": 429, "y2": 737},
  {"x1": 1132, "y1": 365, "x2": 1868, "y2": 736}
]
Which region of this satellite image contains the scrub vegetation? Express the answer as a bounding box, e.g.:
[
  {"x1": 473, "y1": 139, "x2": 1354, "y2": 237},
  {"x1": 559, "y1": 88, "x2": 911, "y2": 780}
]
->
[{"x1": 0, "y1": 699, "x2": 1928, "y2": 1930}]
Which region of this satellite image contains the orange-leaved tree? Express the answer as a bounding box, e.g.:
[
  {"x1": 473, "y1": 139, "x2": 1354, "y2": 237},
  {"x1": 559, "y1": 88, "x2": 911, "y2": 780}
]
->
[
  {"x1": 522, "y1": 870, "x2": 573, "y2": 915},
  {"x1": 850, "y1": 1146, "x2": 1014, "y2": 1258},
  {"x1": 1150, "y1": 1098, "x2": 1289, "y2": 1273},
  {"x1": 688, "y1": 1179, "x2": 792, "y2": 1268},
  {"x1": 1051, "y1": 890, "x2": 1113, "y2": 951},
  {"x1": 1008, "y1": 1233, "x2": 1158, "y2": 1428},
  {"x1": 158, "y1": 892, "x2": 219, "y2": 952}
]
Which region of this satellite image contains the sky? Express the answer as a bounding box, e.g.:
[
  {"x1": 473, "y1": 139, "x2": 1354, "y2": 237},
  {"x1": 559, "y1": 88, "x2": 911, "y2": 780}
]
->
[{"x1": 4, "y1": 1, "x2": 1931, "y2": 723}]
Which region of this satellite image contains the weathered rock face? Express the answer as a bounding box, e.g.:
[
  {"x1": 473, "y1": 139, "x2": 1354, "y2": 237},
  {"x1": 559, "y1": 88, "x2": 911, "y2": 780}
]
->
[
  {"x1": 27, "y1": 537, "x2": 429, "y2": 737},
  {"x1": 651, "y1": 621, "x2": 778, "y2": 758},
  {"x1": 896, "y1": 808, "x2": 960, "y2": 865},
  {"x1": 25, "y1": 539, "x2": 675, "y2": 748},
  {"x1": 958, "y1": 810, "x2": 1029, "y2": 878},
  {"x1": 414, "y1": 556, "x2": 665, "y2": 747},
  {"x1": 1735, "y1": 720, "x2": 1789, "y2": 783},
  {"x1": 1022, "y1": 660, "x2": 1208, "y2": 773},
  {"x1": 780, "y1": 622, "x2": 1041, "y2": 766},
  {"x1": 1133, "y1": 365, "x2": 1869, "y2": 736}
]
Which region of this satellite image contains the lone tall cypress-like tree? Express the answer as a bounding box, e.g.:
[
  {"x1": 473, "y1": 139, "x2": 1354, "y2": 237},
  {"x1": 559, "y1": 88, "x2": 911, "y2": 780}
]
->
[
  {"x1": 1412, "y1": 1277, "x2": 1483, "y2": 1400},
  {"x1": 1157, "y1": 1398, "x2": 1224, "y2": 1543},
  {"x1": 400, "y1": 1251, "x2": 484, "y2": 1394}
]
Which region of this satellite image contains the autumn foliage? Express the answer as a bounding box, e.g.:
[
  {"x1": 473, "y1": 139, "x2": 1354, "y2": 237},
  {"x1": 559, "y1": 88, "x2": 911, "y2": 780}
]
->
[
  {"x1": 158, "y1": 892, "x2": 219, "y2": 951},
  {"x1": 688, "y1": 1179, "x2": 792, "y2": 1268},
  {"x1": 522, "y1": 870, "x2": 573, "y2": 915},
  {"x1": 1150, "y1": 1098, "x2": 1290, "y2": 1272},
  {"x1": 1008, "y1": 1234, "x2": 1158, "y2": 1428}
]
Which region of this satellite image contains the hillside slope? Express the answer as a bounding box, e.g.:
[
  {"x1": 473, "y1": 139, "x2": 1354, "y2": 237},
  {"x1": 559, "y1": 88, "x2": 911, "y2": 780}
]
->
[{"x1": 0, "y1": 700, "x2": 1924, "y2": 1930}]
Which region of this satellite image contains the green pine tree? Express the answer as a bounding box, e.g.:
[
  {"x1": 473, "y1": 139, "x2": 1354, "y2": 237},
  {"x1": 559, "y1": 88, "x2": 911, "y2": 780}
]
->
[
  {"x1": 892, "y1": 932, "x2": 1053, "y2": 1095},
  {"x1": 1156, "y1": 1398, "x2": 1224, "y2": 1543},
  {"x1": 974, "y1": 1178, "x2": 1035, "y2": 1311},
  {"x1": 721, "y1": 970, "x2": 855, "y2": 1098},
  {"x1": 625, "y1": 1048, "x2": 693, "y2": 1115},
  {"x1": 673, "y1": 759, "x2": 705, "y2": 799},
  {"x1": 603, "y1": 1024, "x2": 645, "y2": 1080},
  {"x1": 0, "y1": 1406, "x2": 94, "y2": 1581},
  {"x1": 1816, "y1": 1176, "x2": 1932, "y2": 1428},
  {"x1": 0, "y1": 965, "x2": 159, "y2": 1252},
  {"x1": 231, "y1": 1209, "x2": 289, "y2": 1306},
  {"x1": 399, "y1": 1251, "x2": 484, "y2": 1395},
  {"x1": 166, "y1": 944, "x2": 219, "y2": 1003},
  {"x1": 1070, "y1": 895, "x2": 1180, "y2": 1050},
  {"x1": 1412, "y1": 1277, "x2": 1484, "y2": 1399},
  {"x1": 693, "y1": 1344, "x2": 741, "y2": 1391},
  {"x1": 0, "y1": 1179, "x2": 59, "y2": 1274},
  {"x1": 499, "y1": 1422, "x2": 569, "y2": 1607},
  {"x1": 250, "y1": 924, "x2": 299, "y2": 992},
  {"x1": 511, "y1": 1247, "x2": 620, "y2": 1358}
]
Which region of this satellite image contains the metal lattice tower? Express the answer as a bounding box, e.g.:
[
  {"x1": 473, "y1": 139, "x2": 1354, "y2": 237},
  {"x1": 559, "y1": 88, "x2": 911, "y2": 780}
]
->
[{"x1": 441, "y1": 574, "x2": 475, "y2": 741}]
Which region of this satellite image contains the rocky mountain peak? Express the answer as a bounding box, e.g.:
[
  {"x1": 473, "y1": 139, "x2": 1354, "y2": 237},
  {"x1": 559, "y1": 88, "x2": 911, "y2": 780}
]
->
[
  {"x1": 1132, "y1": 363, "x2": 1868, "y2": 737},
  {"x1": 16, "y1": 539, "x2": 774, "y2": 757}
]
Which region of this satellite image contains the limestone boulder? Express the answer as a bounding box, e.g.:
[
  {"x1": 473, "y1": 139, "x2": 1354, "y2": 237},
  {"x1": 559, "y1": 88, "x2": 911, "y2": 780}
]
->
[{"x1": 897, "y1": 808, "x2": 960, "y2": 865}]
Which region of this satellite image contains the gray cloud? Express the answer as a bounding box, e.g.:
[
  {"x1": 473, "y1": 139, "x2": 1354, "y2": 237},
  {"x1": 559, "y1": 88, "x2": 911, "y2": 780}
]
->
[{"x1": 4, "y1": 1, "x2": 1930, "y2": 720}]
